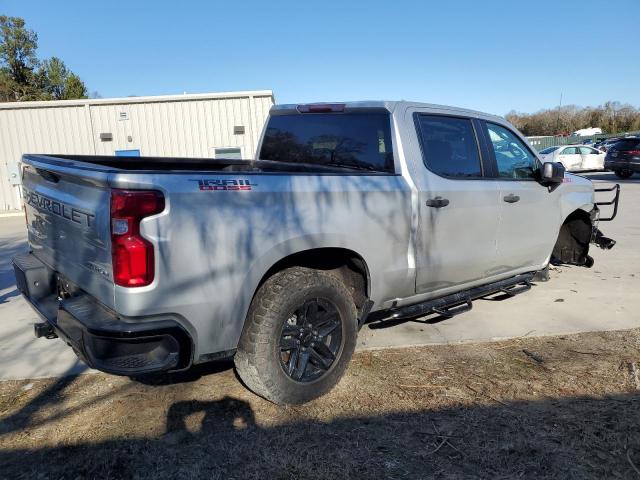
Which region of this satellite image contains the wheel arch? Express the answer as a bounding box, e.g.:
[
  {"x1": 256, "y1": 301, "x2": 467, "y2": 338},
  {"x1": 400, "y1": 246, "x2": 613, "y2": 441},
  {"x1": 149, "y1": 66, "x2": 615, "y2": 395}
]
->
[
  {"x1": 562, "y1": 202, "x2": 594, "y2": 222},
  {"x1": 256, "y1": 247, "x2": 371, "y2": 309},
  {"x1": 224, "y1": 241, "x2": 372, "y2": 354},
  {"x1": 552, "y1": 207, "x2": 594, "y2": 267}
]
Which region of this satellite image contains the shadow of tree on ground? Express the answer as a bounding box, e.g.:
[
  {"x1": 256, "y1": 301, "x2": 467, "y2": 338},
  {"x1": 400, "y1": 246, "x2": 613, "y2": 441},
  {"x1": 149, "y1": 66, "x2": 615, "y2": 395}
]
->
[
  {"x1": 1, "y1": 390, "x2": 639, "y2": 479},
  {"x1": 2, "y1": 329, "x2": 640, "y2": 479}
]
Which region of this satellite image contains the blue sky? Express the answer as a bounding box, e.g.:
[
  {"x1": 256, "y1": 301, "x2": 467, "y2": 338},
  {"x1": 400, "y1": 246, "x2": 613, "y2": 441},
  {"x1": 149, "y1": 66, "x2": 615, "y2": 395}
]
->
[{"x1": 2, "y1": 0, "x2": 639, "y2": 116}]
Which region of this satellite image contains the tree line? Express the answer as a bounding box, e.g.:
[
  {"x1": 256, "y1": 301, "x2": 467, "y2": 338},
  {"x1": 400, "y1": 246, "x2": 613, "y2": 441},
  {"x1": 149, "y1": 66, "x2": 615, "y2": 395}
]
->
[
  {"x1": 506, "y1": 102, "x2": 640, "y2": 137},
  {"x1": 0, "y1": 15, "x2": 88, "y2": 102}
]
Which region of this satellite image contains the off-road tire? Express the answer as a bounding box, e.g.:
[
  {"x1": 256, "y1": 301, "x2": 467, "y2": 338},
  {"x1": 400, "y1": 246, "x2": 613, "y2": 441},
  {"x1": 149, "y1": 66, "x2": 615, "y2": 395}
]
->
[
  {"x1": 614, "y1": 169, "x2": 634, "y2": 179},
  {"x1": 234, "y1": 267, "x2": 358, "y2": 405}
]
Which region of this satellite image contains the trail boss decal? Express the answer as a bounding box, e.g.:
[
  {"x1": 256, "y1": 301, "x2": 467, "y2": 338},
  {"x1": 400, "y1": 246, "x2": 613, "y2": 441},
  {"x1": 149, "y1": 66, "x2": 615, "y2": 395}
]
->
[{"x1": 190, "y1": 179, "x2": 257, "y2": 191}]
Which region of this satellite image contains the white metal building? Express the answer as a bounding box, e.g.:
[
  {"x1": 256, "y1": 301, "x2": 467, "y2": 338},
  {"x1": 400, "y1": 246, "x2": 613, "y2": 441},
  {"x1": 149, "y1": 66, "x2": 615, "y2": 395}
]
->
[{"x1": 0, "y1": 90, "x2": 275, "y2": 211}]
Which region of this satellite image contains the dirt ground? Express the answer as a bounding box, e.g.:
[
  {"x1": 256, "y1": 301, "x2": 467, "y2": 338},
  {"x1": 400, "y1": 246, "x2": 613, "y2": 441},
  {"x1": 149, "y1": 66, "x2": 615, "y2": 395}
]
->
[{"x1": 1, "y1": 329, "x2": 640, "y2": 480}]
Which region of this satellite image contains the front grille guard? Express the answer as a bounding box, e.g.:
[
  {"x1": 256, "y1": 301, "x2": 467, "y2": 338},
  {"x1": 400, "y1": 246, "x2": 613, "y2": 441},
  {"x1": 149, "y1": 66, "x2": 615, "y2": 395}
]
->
[{"x1": 594, "y1": 183, "x2": 620, "y2": 221}]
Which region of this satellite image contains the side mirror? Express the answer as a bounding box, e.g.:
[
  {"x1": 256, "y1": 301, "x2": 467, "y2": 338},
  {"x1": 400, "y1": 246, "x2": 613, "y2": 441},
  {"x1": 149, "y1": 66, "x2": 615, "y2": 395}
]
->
[{"x1": 541, "y1": 161, "x2": 565, "y2": 185}]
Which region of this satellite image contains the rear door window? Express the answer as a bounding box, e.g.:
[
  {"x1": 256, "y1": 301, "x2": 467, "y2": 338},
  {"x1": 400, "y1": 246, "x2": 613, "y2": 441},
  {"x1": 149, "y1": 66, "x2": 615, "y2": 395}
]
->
[
  {"x1": 259, "y1": 113, "x2": 394, "y2": 172},
  {"x1": 540, "y1": 146, "x2": 560, "y2": 154},
  {"x1": 415, "y1": 115, "x2": 483, "y2": 178},
  {"x1": 579, "y1": 147, "x2": 599, "y2": 155}
]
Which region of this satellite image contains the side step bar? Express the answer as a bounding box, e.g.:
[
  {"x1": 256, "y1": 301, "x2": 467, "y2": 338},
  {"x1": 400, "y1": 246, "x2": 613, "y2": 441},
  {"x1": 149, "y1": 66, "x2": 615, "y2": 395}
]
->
[{"x1": 375, "y1": 272, "x2": 535, "y2": 323}]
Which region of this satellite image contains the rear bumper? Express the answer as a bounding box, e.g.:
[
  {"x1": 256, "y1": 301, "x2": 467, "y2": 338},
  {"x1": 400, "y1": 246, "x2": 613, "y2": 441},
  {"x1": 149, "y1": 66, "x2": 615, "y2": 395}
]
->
[{"x1": 12, "y1": 252, "x2": 193, "y2": 376}]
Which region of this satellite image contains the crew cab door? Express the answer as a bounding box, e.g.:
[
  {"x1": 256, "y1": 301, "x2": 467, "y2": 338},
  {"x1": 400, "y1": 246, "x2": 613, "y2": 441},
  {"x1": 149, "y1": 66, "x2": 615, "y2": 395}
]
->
[
  {"x1": 481, "y1": 122, "x2": 560, "y2": 274},
  {"x1": 410, "y1": 113, "x2": 500, "y2": 293},
  {"x1": 557, "y1": 147, "x2": 582, "y2": 171},
  {"x1": 579, "y1": 146, "x2": 604, "y2": 170}
]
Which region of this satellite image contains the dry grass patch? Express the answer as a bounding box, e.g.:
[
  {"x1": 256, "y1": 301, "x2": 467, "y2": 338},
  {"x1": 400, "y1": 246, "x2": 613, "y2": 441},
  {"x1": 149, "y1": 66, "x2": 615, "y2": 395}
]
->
[{"x1": 1, "y1": 329, "x2": 640, "y2": 479}]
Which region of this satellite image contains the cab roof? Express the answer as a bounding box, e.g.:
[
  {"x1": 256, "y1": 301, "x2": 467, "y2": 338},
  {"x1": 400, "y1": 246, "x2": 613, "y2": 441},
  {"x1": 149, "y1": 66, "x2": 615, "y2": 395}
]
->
[{"x1": 271, "y1": 100, "x2": 506, "y2": 124}]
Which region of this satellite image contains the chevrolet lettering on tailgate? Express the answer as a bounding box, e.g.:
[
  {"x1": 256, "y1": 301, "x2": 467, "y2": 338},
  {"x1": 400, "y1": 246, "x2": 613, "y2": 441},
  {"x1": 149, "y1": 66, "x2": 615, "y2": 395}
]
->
[{"x1": 24, "y1": 190, "x2": 95, "y2": 227}]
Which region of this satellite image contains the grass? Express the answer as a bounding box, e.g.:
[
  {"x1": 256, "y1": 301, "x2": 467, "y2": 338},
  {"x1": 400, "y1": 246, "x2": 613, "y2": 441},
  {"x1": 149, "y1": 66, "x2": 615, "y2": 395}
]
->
[{"x1": 1, "y1": 328, "x2": 640, "y2": 479}]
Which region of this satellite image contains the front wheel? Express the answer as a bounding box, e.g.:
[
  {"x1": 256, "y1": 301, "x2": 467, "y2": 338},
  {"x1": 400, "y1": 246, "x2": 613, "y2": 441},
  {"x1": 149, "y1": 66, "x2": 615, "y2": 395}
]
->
[
  {"x1": 234, "y1": 267, "x2": 358, "y2": 405},
  {"x1": 615, "y1": 169, "x2": 634, "y2": 179}
]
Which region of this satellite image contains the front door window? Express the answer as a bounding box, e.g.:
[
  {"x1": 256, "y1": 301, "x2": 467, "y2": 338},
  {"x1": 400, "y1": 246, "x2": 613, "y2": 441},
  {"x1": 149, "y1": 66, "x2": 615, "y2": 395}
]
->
[{"x1": 486, "y1": 123, "x2": 537, "y2": 179}]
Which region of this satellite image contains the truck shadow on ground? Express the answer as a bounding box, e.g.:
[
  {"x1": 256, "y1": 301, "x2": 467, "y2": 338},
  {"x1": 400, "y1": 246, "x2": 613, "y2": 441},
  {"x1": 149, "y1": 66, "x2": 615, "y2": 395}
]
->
[
  {"x1": 2, "y1": 387, "x2": 640, "y2": 478},
  {"x1": 133, "y1": 359, "x2": 236, "y2": 386},
  {"x1": 0, "y1": 287, "x2": 19, "y2": 305}
]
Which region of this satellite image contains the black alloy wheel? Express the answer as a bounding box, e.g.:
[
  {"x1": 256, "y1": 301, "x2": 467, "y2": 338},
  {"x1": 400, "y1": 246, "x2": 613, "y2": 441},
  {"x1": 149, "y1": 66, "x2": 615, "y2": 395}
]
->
[{"x1": 279, "y1": 298, "x2": 342, "y2": 382}]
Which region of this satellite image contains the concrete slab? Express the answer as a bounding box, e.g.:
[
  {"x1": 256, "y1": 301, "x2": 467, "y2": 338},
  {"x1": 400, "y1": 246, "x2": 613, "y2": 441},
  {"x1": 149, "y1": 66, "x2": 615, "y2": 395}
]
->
[
  {"x1": 0, "y1": 172, "x2": 637, "y2": 380},
  {"x1": 0, "y1": 216, "x2": 91, "y2": 379},
  {"x1": 0, "y1": 211, "x2": 23, "y2": 218}
]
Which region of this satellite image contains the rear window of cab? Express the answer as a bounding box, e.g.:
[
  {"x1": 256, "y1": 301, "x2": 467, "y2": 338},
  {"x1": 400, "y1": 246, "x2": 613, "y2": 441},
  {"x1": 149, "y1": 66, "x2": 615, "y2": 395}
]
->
[{"x1": 259, "y1": 113, "x2": 395, "y2": 173}]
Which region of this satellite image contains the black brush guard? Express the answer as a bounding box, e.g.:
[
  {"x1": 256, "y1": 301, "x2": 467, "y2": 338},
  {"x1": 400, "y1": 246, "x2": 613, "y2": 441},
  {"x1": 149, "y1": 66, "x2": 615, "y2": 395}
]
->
[
  {"x1": 591, "y1": 183, "x2": 620, "y2": 251},
  {"x1": 594, "y1": 183, "x2": 620, "y2": 222}
]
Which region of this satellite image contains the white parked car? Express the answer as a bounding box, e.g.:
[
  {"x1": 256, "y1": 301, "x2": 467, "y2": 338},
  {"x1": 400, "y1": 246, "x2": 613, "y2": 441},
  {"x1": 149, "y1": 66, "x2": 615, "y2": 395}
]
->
[{"x1": 539, "y1": 145, "x2": 605, "y2": 172}]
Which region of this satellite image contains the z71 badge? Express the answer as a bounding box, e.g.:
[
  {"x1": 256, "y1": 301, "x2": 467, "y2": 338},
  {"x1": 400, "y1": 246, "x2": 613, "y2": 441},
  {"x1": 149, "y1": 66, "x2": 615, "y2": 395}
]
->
[{"x1": 190, "y1": 179, "x2": 256, "y2": 191}]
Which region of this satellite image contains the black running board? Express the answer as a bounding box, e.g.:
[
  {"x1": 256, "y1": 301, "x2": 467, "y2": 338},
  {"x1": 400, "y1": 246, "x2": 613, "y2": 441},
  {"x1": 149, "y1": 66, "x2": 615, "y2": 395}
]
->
[{"x1": 376, "y1": 272, "x2": 535, "y2": 322}]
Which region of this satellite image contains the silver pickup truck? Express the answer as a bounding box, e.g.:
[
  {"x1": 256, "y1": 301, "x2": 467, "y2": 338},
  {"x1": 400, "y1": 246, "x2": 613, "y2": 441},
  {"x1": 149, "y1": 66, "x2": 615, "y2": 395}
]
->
[{"x1": 13, "y1": 101, "x2": 619, "y2": 404}]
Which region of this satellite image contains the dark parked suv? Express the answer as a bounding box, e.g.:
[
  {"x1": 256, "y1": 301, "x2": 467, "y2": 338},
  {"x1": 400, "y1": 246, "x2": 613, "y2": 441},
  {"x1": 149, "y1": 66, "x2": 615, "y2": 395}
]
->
[{"x1": 605, "y1": 137, "x2": 640, "y2": 178}]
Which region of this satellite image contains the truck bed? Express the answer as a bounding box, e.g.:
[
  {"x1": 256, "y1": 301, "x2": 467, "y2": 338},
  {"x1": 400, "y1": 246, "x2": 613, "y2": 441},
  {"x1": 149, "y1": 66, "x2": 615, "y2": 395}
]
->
[{"x1": 26, "y1": 154, "x2": 392, "y2": 175}]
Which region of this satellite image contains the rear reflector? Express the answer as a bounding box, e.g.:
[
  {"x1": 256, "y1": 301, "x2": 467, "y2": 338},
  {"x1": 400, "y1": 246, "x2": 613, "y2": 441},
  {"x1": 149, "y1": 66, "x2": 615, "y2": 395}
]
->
[
  {"x1": 296, "y1": 103, "x2": 345, "y2": 113},
  {"x1": 110, "y1": 189, "x2": 165, "y2": 287}
]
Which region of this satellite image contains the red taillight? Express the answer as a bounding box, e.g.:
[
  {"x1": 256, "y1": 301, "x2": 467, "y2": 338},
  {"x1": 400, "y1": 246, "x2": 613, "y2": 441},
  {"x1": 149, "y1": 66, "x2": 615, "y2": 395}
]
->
[
  {"x1": 110, "y1": 189, "x2": 165, "y2": 287},
  {"x1": 296, "y1": 103, "x2": 345, "y2": 113},
  {"x1": 626, "y1": 150, "x2": 640, "y2": 155}
]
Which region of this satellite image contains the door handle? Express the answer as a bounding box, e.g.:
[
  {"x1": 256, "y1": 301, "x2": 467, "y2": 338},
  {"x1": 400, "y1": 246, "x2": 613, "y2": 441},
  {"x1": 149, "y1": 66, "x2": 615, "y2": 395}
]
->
[
  {"x1": 426, "y1": 197, "x2": 450, "y2": 208},
  {"x1": 503, "y1": 194, "x2": 520, "y2": 203}
]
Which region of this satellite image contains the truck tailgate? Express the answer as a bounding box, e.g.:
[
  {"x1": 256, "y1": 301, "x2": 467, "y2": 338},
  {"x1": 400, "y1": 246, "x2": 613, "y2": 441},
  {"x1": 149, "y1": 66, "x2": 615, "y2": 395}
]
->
[{"x1": 21, "y1": 158, "x2": 115, "y2": 308}]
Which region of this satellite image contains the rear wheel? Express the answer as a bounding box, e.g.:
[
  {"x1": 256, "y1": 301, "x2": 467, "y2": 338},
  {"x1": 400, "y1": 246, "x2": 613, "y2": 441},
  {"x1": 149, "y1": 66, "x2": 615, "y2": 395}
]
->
[
  {"x1": 234, "y1": 267, "x2": 358, "y2": 405},
  {"x1": 615, "y1": 169, "x2": 634, "y2": 179}
]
